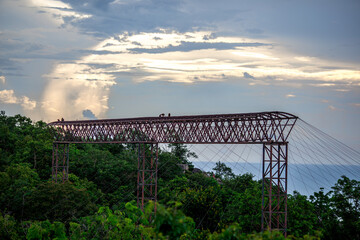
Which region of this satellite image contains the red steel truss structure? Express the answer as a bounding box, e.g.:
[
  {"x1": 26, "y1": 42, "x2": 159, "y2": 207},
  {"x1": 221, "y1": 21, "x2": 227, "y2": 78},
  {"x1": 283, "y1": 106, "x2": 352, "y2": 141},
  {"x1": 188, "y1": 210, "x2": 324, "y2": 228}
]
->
[
  {"x1": 49, "y1": 111, "x2": 298, "y2": 234},
  {"x1": 137, "y1": 143, "x2": 158, "y2": 212},
  {"x1": 262, "y1": 143, "x2": 288, "y2": 233},
  {"x1": 52, "y1": 143, "x2": 69, "y2": 183}
]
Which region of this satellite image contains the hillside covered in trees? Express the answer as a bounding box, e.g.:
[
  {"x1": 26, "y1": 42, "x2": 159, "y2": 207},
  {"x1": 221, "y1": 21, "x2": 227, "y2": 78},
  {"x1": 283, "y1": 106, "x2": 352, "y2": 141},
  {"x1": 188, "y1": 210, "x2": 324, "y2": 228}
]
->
[{"x1": 0, "y1": 111, "x2": 359, "y2": 239}]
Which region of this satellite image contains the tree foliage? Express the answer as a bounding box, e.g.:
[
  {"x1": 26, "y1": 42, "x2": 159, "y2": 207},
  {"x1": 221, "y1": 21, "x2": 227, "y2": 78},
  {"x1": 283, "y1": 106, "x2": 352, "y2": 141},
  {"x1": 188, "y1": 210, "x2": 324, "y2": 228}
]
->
[
  {"x1": 213, "y1": 161, "x2": 235, "y2": 180},
  {"x1": 0, "y1": 112, "x2": 358, "y2": 239}
]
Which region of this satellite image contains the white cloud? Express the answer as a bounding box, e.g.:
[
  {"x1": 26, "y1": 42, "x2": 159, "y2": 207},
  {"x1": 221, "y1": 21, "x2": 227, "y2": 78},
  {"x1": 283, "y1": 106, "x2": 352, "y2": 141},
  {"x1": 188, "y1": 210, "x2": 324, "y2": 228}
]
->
[
  {"x1": 294, "y1": 56, "x2": 314, "y2": 62},
  {"x1": 31, "y1": 0, "x2": 72, "y2": 9},
  {"x1": 0, "y1": 76, "x2": 5, "y2": 84},
  {"x1": 30, "y1": 0, "x2": 92, "y2": 26},
  {"x1": 328, "y1": 105, "x2": 337, "y2": 111},
  {"x1": 335, "y1": 89, "x2": 350, "y2": 92},
  {"x1": 113, "y1": 32, "x2": 357, "y2": 84},
  {"x1": 350, "y1": 103, "x2": 360, "y2": 107},
  {"x1": 0, "y1": 89, "x2": 37, "y2": 110},
  {"x1": 21, "y1": 96, "x2": 37, "y2": 110},
  {"x1": 232, "y1": 51, "x2": 279, "y2": 60},
  {"x1": 90, "y1": 31, "x2": 360, "y2": 85},
  {"x1": 0, "y1": 89, "x2": 18, "y2": 104},
  {"x1": 41, "y1": 30, "x2": 360, "y2": 121},
  {"x1": 311, "y1": 83, "x2": 336, "y2": 87},
  {"x1": 42, "y1": 63, "x2": 116, "y2": 121}
]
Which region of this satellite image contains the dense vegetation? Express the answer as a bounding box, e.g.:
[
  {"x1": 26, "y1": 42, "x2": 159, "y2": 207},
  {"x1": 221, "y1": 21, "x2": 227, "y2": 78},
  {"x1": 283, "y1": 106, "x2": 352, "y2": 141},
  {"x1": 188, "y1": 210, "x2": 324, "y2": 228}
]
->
[{"x1": 0, "y1": 111, "x2": 359, "y2": 239}]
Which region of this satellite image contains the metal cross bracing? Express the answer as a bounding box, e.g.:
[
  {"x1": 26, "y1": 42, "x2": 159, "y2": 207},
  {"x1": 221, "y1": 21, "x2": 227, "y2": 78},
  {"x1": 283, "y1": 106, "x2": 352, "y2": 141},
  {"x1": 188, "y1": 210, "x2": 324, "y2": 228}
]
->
[
  {"x1": 48, "y1": 111, "x2": 297, "y2": 144},
  {"x1": 48, "y1": 111, "x2": 298, "y2": 235},
  {"x1": 262, "y1": 143, "x2": 288, "y2": 235},
  {"x1": 52, "y1": 143, "x2": 69, "y2": 183},
  {"x1": 137, "y1": 143, "x2": 158, "y2": 212}
]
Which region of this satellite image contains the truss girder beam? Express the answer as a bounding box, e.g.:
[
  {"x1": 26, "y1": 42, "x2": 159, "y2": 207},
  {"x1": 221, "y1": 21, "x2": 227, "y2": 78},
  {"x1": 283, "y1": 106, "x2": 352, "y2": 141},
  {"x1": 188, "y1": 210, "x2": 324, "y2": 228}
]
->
[
  {"x1": 48, "y1": 111, "x2": 297, "y2": 144},
  {"x1": 262, "y1": 143, "x2": 288, "y2": 235}
]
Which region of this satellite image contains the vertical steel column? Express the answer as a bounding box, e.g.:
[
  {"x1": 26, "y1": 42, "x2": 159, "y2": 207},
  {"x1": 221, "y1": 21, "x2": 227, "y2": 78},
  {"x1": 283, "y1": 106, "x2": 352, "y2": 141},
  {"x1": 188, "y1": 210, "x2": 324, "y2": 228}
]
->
[
  {"x1": 52, "y1": 143, "x2": 70, "y2": 183},
  {"x1": 137, "y1": 143, "x2": 158, "y2": 211},
  {"x1": 262, "y1": 142, "x2": 288, "y2": 235}
]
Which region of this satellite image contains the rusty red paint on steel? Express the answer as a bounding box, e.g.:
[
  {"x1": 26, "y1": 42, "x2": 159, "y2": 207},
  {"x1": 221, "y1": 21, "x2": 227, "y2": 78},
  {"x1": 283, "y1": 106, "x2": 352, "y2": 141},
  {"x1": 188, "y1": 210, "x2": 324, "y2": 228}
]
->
[
  {"x1": 262, "y1": 143, "x2": 288, "y2": 234},
  {"x1": 136, "y1": 143, "x2": 158, "y2": 211},
  {"x1": 48, "y1": 111, "x2": 298, "y2": 144}
]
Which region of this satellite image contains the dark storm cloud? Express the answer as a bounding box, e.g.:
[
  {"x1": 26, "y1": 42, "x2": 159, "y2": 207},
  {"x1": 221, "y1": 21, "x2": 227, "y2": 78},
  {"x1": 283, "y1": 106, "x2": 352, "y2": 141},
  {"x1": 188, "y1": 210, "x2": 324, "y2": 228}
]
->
[
  {"x1": 82, "y1": 109, "x2": 97, "y2": 119},
  {"x1": 56, "y1": 0, "x2": 241, "y2": 37},
  {"x1": 48, "y1": 0, "x2": 360, "y2": 63},
  {"x1": 129, "y1": 41, "x2": 269, "y2": 54},
  {"x1": 0, "y1": 57, "x2": 17, "y2": 68},
  {"x1": 246, "y1": 28, "x2": 264, "y2": 35},
  {"x1": 203, "y1": 33, "x2": 217, "y2": 40},
  {"x1": 0, "y1": 37, "x2": 44, "y2": 53},
  {"x1": 6, "y1": 52, "x2": 83, "y2": 61},
  {"x1": 243, "y1": 72, "x2": 255, "y2": 79},
  {"x1": 85, "y1": 63, "x2": 118, "y2": 69},
  {"x1": 319, "y1": 66, "x2": 351, "y2": 70},
  {"x1": 0, "y1": 35, "x2": 73, "y2": 63},
  {"x1": 78, "y1": 49, "x2": 124, "y2": 55},
  {"x1": 0, "y1": 35, "x2": 90, "y2": 64},
  {"x1": 60, "y1": 0, "x2": 116, "y2": 11},
  {"x1": 45, "y1": 0, "x2": 360, "y2": 64},
  {"x1": 58, "y1": 0, "x2": 186, "y2": 36},
  {"x1": 0, "y1": 57, "x2": 21, "y2": 73}
]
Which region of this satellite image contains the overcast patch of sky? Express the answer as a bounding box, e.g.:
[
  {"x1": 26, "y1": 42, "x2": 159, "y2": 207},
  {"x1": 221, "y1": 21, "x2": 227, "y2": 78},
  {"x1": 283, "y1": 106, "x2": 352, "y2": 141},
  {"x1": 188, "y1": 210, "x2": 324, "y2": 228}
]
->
[
  {"x1": 0, "y1": 0, "x2": 359, "y2": 150},
  {"x1": 50, "y1": 0, "x2": 360, "y2": 63},
  {"x1": 184, "y1": 0, "x2": 360, "y2": 63}
]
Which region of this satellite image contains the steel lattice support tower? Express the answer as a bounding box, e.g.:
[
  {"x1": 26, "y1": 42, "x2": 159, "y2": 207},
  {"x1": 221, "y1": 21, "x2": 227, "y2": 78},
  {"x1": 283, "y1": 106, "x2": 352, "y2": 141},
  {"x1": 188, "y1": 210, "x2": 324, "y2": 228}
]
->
[
  {"x1": 262, "y1": 143, "x2": 288, "y2": 235},
  {"x1": 137, "y1": 143, "x2": 158, "y2": 211},
  {"x1": 52, "y1": 143, "x2": 69, "y2": 183}
]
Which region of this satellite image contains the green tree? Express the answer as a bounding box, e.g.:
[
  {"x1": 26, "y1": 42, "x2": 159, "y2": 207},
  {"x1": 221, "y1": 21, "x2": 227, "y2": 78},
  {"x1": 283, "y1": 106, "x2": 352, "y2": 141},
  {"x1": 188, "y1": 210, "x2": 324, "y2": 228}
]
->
[
  {"x1": 69, "y1": 205, "x2": 149, "y2": 240},
  {"x1": 70, "y1": 144, "x2": 138, "y2": 198},
  {"x1": 287, "y1": 191, "x2": 318, "y2": 237},
  {"x1": 213, "y1": 161, "x2": 235, "y2": 180},
  {"x1": 26, "y1": 220, "x2": 67, "y2": 240},
  {"x1": 157, "y1": 173, "x2": 219, "y2": 212},
  {"x1": 222, "y1": 180, "x2": 262, "y2": 233},
  {"x1": 0, "y1": 111, "x2": 15, "y2": 169},
  {"x1": 309, "y1": 187, "x2": 334, "y2": 236},
  {"x1": 0, "y1": 163, "x2": 40, "y2": 219},
  {"x1": 223, "y1": 173, "x2": 255, "y2": 193},
  {"x1": 328, "y1": 176, "x2": 360, "y2": 239},
  {"x1": 0, "y1": 211, "x2": 22, "y2": 239},
  {"x1": 148, "y1": 201, "x2": 195, "y2": 240},
  {"x1": 157, "y1": 151, "x2": 184, "y2": 181},
  {"x1": 0, "y1": 112, "x2": 53, "y2": 179},
  {"x1": 25, "y1": 182, "x2": 96, "y2": 223},
  {"x1": 182, "y1": 185, "x2": 226, "y2": 231},
  {"x1": 168, "y1": 143, "x2": 196, "y2": 168},
  {"x1": 310, "y1": 176, "x2": 360, "y2": 240},
  {"x1": 68, "y1": 173, "x2": 105, "y2": 206}
]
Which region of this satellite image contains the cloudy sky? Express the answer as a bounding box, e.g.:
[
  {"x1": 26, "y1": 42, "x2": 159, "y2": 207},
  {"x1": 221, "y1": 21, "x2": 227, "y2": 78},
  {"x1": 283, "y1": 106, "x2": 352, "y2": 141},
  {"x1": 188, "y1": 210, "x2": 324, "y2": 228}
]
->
[{"x1": 0, "y1": 0, "x2": 359, "y2": 150}]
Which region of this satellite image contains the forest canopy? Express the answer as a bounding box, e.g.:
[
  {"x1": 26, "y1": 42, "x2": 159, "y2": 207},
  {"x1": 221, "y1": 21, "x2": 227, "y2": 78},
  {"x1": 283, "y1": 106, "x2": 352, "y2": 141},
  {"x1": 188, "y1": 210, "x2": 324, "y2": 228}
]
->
[{"x1": 0, "y1": 111, "x2": 359, "y2": 239}]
